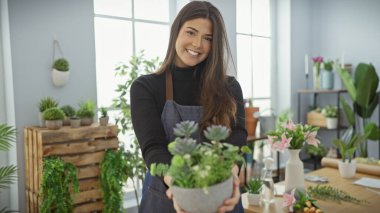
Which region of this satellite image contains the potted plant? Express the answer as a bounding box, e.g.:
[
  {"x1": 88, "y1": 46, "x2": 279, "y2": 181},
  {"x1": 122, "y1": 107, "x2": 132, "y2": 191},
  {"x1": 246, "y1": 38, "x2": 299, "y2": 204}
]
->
[
  {"x1": 38, "y1": 96, "x2": 59, "y2": 127},
  {"x1": 321, "y1": 105, "x2": 338, "y2": 129},
  {"x1": 0, "y1": 124, "x2": 17, "y2": 212},
  {"x1": 245, "y1": 177, "x2": 263, "y2": 206},
  {"x1": 76, "y1": 100, "x2": 95, "y2": 126},
  {"x1": 60, "y1": 105, "x2": 76, "y2": 126},
  {"x1": 43, "y1": 107, "x2": 65, "y2": 130},
  {"x1": 337, "y1": 63, "x2": 380, "y2": 157},
  {"x1": 52, "y1": 58, "x2": 70, "y2": 87},
  {"x1": 151, "y1": 121, "x2": 250, "y2": 213},
  {"x1": 244, "y1": 98, "x2": 259, "y2": 137},
  {"x1": 333, "y1": 127, "x2": 366, "y2": 178},
  {"x1": 69, "y1": 111, "x2": 81, "y2": 128},
  {"x1": 322, "y1": 60, "x2": 334, "y2": 89},
  {"x1": 99, "y1": 107, "x2": 109, "y2": 126}
]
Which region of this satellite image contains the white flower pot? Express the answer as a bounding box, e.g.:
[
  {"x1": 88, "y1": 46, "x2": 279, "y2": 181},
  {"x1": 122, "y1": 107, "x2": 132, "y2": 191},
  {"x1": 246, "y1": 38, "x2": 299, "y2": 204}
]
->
[
  {"x1": 246, "y1": 193, "x2": 261, "y2": 206},
  {"x1": 338, "y1": 160, "x2": 356, "y2": 178},
  {"x1": 326, "y1": 117, "x2": 338, "y2": 129},
  {"x1": 285, "y1": 149, "x2": 305, "y2": 193},
  {"x1": 171, "y1": 175, "x2": 233, "y2": 213},
  {"x1": 52, "y1": 68, "x2": 70, "y2": 87}
]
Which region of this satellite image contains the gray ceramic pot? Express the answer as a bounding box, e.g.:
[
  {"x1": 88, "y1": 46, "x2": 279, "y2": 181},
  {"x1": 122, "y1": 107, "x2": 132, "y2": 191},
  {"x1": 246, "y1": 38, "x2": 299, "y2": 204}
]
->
[{"x1": 171, "y1": 175, "x2": 233, "y2": 213}]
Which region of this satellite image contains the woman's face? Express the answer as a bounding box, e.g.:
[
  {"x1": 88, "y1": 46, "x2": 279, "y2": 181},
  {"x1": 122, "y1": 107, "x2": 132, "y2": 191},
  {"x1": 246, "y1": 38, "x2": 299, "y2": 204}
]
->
[{"x1": 175, "y1": 18, "x2": 212, "y2": 68}]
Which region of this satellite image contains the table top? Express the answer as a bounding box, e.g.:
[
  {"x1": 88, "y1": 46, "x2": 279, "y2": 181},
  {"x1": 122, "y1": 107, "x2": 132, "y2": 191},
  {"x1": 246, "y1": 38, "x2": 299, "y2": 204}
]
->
[{"x1": 243, "y1": 167, "x2": 380, "y2": 213}]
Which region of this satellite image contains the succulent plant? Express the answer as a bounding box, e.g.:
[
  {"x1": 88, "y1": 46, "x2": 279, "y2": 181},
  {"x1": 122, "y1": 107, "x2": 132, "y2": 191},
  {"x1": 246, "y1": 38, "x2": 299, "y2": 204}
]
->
[
  {"x1": 204, "y1": 125, "x2": 230, "y2": 142},
  {"x1": 169, "y1": 137, "x2": 198, "y2": 155},
  {"x1": 173, "y1": 120, "x2": 198, "y2": 138}
]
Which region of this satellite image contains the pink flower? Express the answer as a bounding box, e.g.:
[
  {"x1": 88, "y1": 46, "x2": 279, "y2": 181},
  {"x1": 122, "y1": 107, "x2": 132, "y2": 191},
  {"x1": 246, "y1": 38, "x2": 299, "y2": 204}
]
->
[
  {"x1": 312, "y1": 56, "x2": 323, "y2": 63},
  {"x1": 272, "y1": 133, "x2": 291, "y2": 152},
  {"x1": 267, "y1": 135, "x2": 278, "y2": 146},
  {"x1": 283, "y1": 189, "x2": 296, "y2": 212},
  {"x1": 305, "y1": 131, "x2": 320, "y2": 147},
  {"x1": 283, "y1": 120, "x2": 296, "y2": 131}
]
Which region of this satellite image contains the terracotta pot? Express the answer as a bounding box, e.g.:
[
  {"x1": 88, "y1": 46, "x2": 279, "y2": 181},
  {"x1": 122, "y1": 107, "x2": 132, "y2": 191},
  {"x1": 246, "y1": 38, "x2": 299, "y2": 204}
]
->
[{"x1": 245, "y1": 107, "x2": 259, "y2": 137}]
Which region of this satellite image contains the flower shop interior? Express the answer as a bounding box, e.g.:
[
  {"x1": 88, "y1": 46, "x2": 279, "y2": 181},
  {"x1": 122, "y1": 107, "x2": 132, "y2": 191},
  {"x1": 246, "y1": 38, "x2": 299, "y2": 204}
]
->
[{"x1": 1, "y1": 0, "x2": 380, "y2": 212}]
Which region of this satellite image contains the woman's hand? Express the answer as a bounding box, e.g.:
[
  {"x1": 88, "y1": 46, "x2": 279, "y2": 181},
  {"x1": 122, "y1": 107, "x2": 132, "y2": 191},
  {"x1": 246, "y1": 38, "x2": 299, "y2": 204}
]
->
[
  {"x1": 216, "y1": 165, "x2": 241, "y2": 213},
  {"x1": 165, "y1": 175, "x2": 189, "y2": 213}
]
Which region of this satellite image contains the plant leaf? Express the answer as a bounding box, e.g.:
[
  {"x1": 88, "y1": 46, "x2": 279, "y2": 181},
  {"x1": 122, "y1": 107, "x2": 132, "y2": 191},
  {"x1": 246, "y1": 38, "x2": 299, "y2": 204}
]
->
[
  {"x1": 337, "y1": 67, "x2": 356, "y2": 101},
  {"x1": 339, "y1": 97, "x2": 355, "y2": 126}
]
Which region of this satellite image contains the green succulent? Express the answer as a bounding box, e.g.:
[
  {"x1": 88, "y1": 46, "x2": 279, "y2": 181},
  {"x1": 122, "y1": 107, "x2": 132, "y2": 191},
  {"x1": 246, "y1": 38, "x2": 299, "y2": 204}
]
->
[
  {"x1": 173, "y1": 120, "x2": 198, "y2": 138},
  {"x1": 99, "y1": 107, "x2": 108, "y2": 118},
  {"x1": 43, "y1": 107, "x2": 65, "y2": 120},
  {"x1": 60, "y1": 105, "x2": 76, "y2": 118},
  {"x1": 204, "y1": 125, "x2": 230, "y2": 142},
  {"x1": 53, "y1": 58, "x2": 69, "y2": 72},
  {"x1": 38, "y1": 97, "x2": 59, "y2": 113},
  {"x1": 169, "y1": 138, "x2": 198, "y2": 155},
  {"x1": 76, "y1": 100, "x2": 95, "y2": 118},
  {"x1": 245, "y1": 177, "x2": 263, "y2": 194}
]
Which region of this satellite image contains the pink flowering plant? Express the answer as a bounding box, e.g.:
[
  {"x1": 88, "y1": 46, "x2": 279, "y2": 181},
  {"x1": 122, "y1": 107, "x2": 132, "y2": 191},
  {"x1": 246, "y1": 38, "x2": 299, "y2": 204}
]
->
[
  {"x1": 283, "y1": 189, "x2": 322, "y2": 213},
  {"x1": 312, "y1": 56, "x2": 324, "y2": 76},
  {"x1": 267, "y1": 120, "x2": 320, "y2": 152}
]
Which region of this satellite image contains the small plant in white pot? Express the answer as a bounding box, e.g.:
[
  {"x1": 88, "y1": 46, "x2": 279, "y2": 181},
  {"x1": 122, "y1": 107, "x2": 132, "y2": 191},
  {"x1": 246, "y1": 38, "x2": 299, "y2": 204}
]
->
[
  {"x1": 76, "y1": 100, "x2": 95, "y2": 126},
  {"x1": 333, "y1": 127, "x2": 365, "y2": 178},
  {"x1": 98, "y1": 107, "x2": 109, "y2": 126},
  {"x1": 38, "y1": 97, "x2": 59, "y2": 127},
  {"x1": 245, "y1": 177, "x2": 263, "y2": 206},
  {"x1": 151, "y1": 121, "x2": 250, "y2": 213},
  {"x1": 43, "y1": 107, "x2": 65, "y2": 130},
  {"x1": 321, "y1": 105, "x2": 338, "y2": 129},
  {"x1": 52, "y1": 58, "x2": 70, "y2": 87},
  {"x1": 60, "y1": 105, "x2": 76, "y2": 126}
]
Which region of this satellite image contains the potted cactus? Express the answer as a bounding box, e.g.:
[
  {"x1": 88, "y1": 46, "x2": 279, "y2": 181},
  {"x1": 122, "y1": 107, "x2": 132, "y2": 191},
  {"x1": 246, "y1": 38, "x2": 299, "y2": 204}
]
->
[
  {"x1": 52, "y1": 58, "x2": 70, "y2": 87},
  {"x1": 99, "y1": 107, "x2": 109, "y2": 126},
  {"x1": 151, "y1": 121, "x2": 250, "y2": 213},
  {"x1": 60, "y1": 105, "x2": 76, "y2": 126},
  {"x1": 38, "y1": 97, "x2": 59, "y2": 127},
  {"x1": 76, "y1": 100, "x2": 95, "y2": 126},
  {"x1": 43, "y1": 107, "x2": 65, "y2": 130}
]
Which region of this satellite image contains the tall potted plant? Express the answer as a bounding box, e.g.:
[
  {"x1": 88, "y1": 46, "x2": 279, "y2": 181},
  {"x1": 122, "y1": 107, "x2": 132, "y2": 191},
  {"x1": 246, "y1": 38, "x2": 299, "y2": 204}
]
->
[
  {"x1": 0, "y1": 124, "x2": 17, "y2": 212},
  {"x1": 337, "y1": 63, "x2": 380, "y2": 157}
]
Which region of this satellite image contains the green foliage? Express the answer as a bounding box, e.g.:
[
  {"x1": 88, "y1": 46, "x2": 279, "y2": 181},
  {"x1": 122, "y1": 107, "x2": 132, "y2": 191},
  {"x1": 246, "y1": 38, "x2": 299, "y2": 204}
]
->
[
  {"x1": 245, "y1": 177, "x2": 263, "y2": 194},
  {"x1": 60, "y1": 105, "x2": 76, "y2": 118},
  {"x1": 43, "y1": 107, "x2": 65, "y2": 120},
  {"x1": 333, "y1": 126, "x2": 366, "y2": 162},
  {"x1": 99, "y1": 107, "x2": 108, "y2": 118},
  {"x1": 53, "y1": 58, "x2": 69, "y2": 72},
  {"x1": 305, "y1": 142, "x2": 327, "y2": 157},
  {"x1": 337, "y1": 63, "x2": 380, "y2": 157},
  {"x1": 100, "y1": 149, "x2": 128, "y2": 213},
  {"x1": 76, "y1": 100, "x2": 95, "y2": 118},
  {"x1": 275, "y1": 109, "x2": 293, "y2": 129},
  {"x1": 151, "y1": 121, "x2": 251, "y2": 190},
  {"x1": 38, "y1": 96, "x2": 59, "y2": 113},
  {"x1": 40, "y1": 156, "x2": 79, "y2": 213},
  {"x1": 323, "y1": 60, "x2": 334, "y2": 72},
  {"x1": 321, "y1": 105, "x2": 338, "y2": 118},
  {"x1": 307, "y1": 185, "x2": 368, "y2": 204},
  {"x1": 291, "y1": 189, "x2": 320, "y2": 212}
]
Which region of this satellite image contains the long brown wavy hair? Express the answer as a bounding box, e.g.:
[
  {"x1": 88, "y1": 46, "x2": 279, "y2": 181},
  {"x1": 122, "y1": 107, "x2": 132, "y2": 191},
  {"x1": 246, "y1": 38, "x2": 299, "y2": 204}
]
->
[{"x1": 156, "y1": 1, "x2": 236, "y2": 130}]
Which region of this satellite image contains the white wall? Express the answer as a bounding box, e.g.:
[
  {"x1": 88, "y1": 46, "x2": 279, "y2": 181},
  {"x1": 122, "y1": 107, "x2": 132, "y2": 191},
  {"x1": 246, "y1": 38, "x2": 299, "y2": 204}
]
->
[{"x1": 7, "y1": 0, "x2": 96, "y2": 211}]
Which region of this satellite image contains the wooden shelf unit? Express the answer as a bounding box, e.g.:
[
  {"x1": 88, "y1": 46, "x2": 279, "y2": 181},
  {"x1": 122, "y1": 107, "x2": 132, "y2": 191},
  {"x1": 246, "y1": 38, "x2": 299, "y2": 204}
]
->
[{"x1": 24, "y1": 124, "x2": 119, "y2": 213}]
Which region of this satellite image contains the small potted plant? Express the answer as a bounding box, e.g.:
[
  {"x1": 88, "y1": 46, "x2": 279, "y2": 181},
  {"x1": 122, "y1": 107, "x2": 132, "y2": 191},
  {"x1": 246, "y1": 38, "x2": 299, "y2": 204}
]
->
[
  {"x1": 333, "y1": 127, "x2": 365, "y2": 178},
  {"x1": 99, "y1": 107, "x2": 109, "y2": 126},
  {"x1": 43, "y1": 107, "x2": 65, "y2": 130},
  {"x1": 151, "y1": 121, "x2": 250, "y2": 213},
  {"x1": 60, "y1": 105, "x2": 76, "y2": 126},
  {"x1": 76, "y1": 100, "x2": 95, "y2": 126},
  {"x1": 245, "y1": 177, "x2": 263, "y2": 206},
  {"x1": 321, "y1": 105, "x2": 338, "y2": 129},
  {"x1": 322, "y1": 60, "x2": 334, "y2": 89},
  {"x1": 38, "y1": 97, "x2": 59, "y2": 127},
  {"x1": 52, "y1": 58, "x2": 70, "y2": 87},
  {"x1": 69, "y1": 111, "x2": 81, "y2": 128}
]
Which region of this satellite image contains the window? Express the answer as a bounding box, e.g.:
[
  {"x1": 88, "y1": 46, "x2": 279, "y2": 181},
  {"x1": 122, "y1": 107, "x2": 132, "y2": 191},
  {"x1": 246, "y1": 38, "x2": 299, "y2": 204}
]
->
[{"x1": 236, "y1": 0, "x2": 272, "y2": 111}]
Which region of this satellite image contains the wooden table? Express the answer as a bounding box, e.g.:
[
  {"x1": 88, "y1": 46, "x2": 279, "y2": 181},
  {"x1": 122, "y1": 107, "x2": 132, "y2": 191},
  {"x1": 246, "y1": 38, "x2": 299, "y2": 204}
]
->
[{"x1": 243, "y1": 167, "x2": 380, "y2": 213}]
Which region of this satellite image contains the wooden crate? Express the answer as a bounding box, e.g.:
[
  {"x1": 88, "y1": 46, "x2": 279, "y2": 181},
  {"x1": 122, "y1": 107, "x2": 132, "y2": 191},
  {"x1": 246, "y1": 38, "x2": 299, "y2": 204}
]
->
[
  {"x1": 24, "y1": 124, "x2": 119, "y2": 213},
  {"x1": 306, "y1": 111, "x2": 327, "y2": 127}
]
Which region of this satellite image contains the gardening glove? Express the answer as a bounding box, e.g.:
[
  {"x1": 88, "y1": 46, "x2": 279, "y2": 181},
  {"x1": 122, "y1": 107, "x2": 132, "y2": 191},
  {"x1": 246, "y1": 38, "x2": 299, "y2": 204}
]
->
[{"x1": 216, "y1": 165, "x2": 241, "y2": 213}]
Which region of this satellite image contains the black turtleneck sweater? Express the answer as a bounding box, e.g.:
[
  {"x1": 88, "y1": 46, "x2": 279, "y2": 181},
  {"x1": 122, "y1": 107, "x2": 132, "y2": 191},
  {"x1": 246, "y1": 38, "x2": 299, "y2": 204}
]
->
[{"x1": 130, "y1": 67, "x2": 247, "y2": 169}]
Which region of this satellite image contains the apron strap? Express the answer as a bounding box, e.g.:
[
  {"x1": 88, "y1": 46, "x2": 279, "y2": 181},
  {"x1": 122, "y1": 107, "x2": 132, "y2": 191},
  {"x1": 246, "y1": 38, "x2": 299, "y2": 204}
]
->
[{"x1": 165, "y1": 70, "x2": 173, "y2": 100}]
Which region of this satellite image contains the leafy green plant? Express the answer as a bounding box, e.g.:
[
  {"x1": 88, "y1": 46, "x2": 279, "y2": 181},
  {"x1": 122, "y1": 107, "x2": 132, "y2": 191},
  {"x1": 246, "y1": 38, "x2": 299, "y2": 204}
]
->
[
  {"x1": 112, "y1": 50, "x2": 160, "y2": 206},
  {"x1": 275, "y1": 109, "x2": 293, "y2": 129},
  {"x1": 337, "y1": 63, "x2": 380, "y2": 157},
  {"x1": 323, "y1": 60, "x2": 334, "y2": 72},
  {"x1": 307, "y1": 185, "x2": 367, "y2": 204},
  {"x1": 245, "y1": 177, "x2": 263, "y2": 194},
  {"x1": 100, "y1": 149, "x2": 128, "y2": 213},
  {"x1": 151, "y1": 121, "x2": 250, "y2": 190},
  {"x1": 0, "y1": 124, "x2": 17, "y2": 213},
  {"x1": 305, "y1": 142, "x2": 327, "y2": 157},
  {"x1": 76, "y1": 100, "x2": 95, "y2": 118},
  {"x1": 99, "y1": 107, "x2": 108, "y2": 118},
  {"x1": 40, "y1": 156, "x2": 79, "y2": 213},
  {"x1": 53, "y1": 58, "x2": 69, "y2": 72},
  {"x1": 60, "y1": 105, "x2": 76, "y2": 118},
  {"x1": 43, "y1": 107, "x2": 65, "y2": 121},
  {"x1": 333, "y1": 126, "x2": 366, "y2": 163},
  {"x1": 283, "y1": 189, "x2": 321, "y2": 213},
  {"x1": 321, "y1": 105, "x2": 338, "y2": 118},
  {"x1": 38, "y1": 97, "x2": 59, "y2": 113}
]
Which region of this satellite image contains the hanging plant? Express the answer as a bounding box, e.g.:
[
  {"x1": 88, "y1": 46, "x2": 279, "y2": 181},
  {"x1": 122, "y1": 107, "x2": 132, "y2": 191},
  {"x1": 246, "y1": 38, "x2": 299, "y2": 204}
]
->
[
  {"x1": 100, "y1": 149, "x2": 128, "y2": 213},
  {"x1": 51, "y1": 40, "x2": 70, "y2": 87},
  {"x1": 39, "y1": 156, "x2": 79, "y2": 213}
]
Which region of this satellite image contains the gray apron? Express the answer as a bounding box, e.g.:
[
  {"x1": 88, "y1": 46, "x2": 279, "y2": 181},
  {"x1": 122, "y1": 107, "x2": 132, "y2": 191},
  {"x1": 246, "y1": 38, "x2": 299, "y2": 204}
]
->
[{"x1": 139, "y1": 71, "x2": 243, "y2": 213}]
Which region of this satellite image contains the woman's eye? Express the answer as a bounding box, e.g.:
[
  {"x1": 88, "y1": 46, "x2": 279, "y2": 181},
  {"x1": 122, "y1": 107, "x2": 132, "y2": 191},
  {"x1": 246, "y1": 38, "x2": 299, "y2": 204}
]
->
[
  {"x1": 186, "y1": 31, "x2": 196, "y2": 36},
  {"x1": 204, "y1": 37, "x2": 213, "y2": 42}
]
